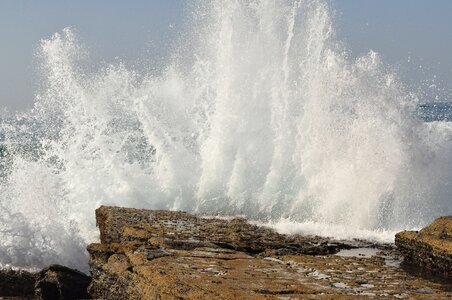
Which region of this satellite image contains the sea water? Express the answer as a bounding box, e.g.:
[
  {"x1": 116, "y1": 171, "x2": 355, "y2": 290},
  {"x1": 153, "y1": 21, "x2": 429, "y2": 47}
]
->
[{"x1": 0, "y1": 0, "x2": 451, "y2": 271}]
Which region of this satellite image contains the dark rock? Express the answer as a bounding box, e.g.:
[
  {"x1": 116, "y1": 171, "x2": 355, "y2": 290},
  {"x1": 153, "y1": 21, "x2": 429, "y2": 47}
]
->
[
  {"x1": 0, "y1": 269, "x2": 35, "y2": 298},
  {"x1": 395, "y1": 216, "x2": 452, "y2": 278},
  {"x1": 35, "y1": 264, "x2": 91, "y2": 300}
]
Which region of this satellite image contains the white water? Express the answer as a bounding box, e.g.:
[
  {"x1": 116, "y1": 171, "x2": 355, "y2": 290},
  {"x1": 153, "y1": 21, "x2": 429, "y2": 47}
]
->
[{"x1": 0, "y1": 0, "x2": 451, "y2": 271}]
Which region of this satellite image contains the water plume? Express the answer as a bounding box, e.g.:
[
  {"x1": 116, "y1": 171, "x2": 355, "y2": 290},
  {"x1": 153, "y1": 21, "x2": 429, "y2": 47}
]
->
[{"x1": 0, "y1": 0, "x2": 451, "y2": 271}]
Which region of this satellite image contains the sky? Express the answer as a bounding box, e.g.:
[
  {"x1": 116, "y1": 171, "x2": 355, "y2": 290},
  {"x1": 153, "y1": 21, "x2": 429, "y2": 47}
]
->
[{"x1": 0, "y1": 0, "x2": 451, "y2": 111}]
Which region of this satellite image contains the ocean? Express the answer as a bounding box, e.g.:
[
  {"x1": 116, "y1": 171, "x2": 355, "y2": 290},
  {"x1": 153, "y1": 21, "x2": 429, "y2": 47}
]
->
[{"x1": 0, "y1": 0, "x2": 451, "y2": 272}]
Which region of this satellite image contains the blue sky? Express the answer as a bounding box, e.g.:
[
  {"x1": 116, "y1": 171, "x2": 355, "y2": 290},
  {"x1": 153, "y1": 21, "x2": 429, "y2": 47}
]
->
[
  {"x1": 1, "y1": 0, "x2": 451, "y2": 110},
  {"x1": 335, "y1": 0, "x2": 452, "y2": 102}
]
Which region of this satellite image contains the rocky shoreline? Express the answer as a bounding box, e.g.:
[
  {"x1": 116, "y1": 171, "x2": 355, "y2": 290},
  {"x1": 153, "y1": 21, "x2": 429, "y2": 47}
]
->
[{"x1": 1, "y1": 206, "x2": 451, "y2": 299}]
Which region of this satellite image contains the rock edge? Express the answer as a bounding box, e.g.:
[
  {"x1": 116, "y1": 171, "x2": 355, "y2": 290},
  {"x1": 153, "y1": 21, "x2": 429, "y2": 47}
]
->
[{"x1": 395, "y1": 216, "x2": 452, "y2": 277}]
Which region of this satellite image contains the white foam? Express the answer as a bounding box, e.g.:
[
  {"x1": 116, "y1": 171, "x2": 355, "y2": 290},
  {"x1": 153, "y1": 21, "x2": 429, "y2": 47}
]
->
[{"x1": 268, "y1": 220, "x2": 400, "y2": 243}]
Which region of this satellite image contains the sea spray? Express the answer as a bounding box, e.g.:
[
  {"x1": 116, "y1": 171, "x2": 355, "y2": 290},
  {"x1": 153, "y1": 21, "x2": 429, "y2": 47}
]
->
[{"x1": 0, "y1": 0, "x2": 451, "y2": 271}]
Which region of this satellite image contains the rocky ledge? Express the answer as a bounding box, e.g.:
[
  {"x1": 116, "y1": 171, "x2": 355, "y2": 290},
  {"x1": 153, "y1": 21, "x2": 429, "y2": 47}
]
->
[
  {"x1": 88, "y1": 206, "x2": 452, "y2": 299},
  {"x1": 395, "y1": 216, "x2": 452, "y2": 277}
]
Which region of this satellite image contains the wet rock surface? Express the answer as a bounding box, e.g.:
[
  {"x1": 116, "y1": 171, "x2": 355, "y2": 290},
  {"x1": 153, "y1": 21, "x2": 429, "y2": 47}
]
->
[
  {"x1": 395, "y1": 216, "x2": 452, "y2": 278},
  {"x1": 88, "y1": 206, "x2": 452, "y2": 299}
]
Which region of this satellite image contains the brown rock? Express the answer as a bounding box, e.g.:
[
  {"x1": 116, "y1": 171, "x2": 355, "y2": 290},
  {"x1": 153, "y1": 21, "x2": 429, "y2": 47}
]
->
[
  {"x1": 93, "y1": 206, "x2": 343, "y2": 256},
  {"x1": 395, "y1": 216, "x2": 452, "y2": 277},
  {"x1": 88, "y1": 206, "x2": 452, "y2": 299}
]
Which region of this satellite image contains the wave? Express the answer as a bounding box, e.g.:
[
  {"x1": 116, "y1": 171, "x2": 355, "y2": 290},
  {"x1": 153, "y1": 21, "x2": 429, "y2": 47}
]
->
[{"x1": 0, "y1": 0, "x2": 451, "y2": 271}]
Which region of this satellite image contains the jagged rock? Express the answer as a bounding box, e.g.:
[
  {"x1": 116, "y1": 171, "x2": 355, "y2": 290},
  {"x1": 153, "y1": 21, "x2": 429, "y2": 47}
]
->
[
  {"x1": 35, "y1": 264, "x2": 91, "y2": 300},
  {"x1": 0, "y1": 269, "x2": 35, "y2": 298},
  {"x1": 93, "y1": 206, "x2": 344, "y2": 256},
  {"x1": 395, "y1": 216, "x2": 452, "y2": 277},
  {"x1": 88, "y1": 206, "x2": 452, "y2": 299}
]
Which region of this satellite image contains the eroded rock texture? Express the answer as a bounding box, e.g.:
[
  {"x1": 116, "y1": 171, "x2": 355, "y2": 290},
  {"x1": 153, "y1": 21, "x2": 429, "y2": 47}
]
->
[
  {"x1": 396, "y1": 216, "x2": 452, "y2": 277},
  {"x1": 88, "y1": 206, "x2": 452, "y2": 299}
]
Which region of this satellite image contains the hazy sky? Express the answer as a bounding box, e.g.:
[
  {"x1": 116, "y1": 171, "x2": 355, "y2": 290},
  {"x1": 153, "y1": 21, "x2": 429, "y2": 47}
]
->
[{"x1": 1, "y1": 0, "x2": 451, "y2": 111}]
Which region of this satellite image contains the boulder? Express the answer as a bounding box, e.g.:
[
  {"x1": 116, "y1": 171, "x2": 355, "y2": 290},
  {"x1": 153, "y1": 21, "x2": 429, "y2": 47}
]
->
[
  {"x1": 0, "y1": 265, "x2": 90, "y2": 299},
  {"x1": 35, "y1": 264, "x2": 91, "y2": 300},
  {"x1": 0, "y1": 269, "x2": 35, "y2": 298},
  {"x1": 395, "y1": 216, "x2": 452, "y2": 277}
]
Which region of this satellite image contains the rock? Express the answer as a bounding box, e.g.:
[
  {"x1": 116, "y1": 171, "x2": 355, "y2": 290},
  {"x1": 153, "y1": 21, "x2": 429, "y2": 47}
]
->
[
  {"x1": 88, "y1": 206, "x2": 452, "y2": 299},
  {"x1": 395, "y1": 216, "x2": 452, "y2": 277},
  {"x1": 35, "y1": 265, "x2": 91, "y2": 300},
  {"x1": 89, "y1": 206, "x2": 338, "y2": 299},
  {"x1": 0, "y1": 265, "x2": 91, "y2": 299},
  {"x1": 0, "y1": 269, "x2": 35, "y2": 298},
  {"x1": 93, "y1": 206, "x2": 347, "y2": 256}
]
